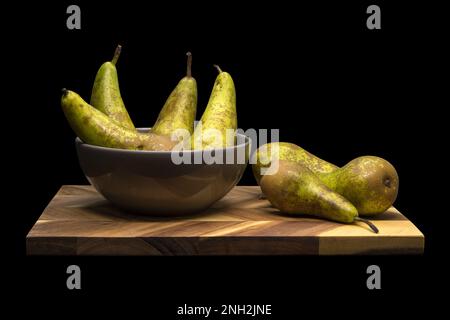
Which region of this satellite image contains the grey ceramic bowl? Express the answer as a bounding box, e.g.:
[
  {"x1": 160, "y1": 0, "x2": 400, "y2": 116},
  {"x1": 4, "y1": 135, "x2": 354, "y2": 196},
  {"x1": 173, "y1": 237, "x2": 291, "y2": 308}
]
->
[{"x1": 76, "y1": 129, "x2": 250, "y2": 215}]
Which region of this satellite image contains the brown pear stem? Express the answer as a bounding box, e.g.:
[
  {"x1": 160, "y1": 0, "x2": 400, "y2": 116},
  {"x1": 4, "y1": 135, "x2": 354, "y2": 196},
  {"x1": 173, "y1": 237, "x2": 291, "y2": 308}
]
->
[
  {"x1": 112, "y1": 45, "x2": 122, "y2": 65},
  {"x1": 354, "y1": 217, "x2": 379, "y2": 233},
  {"x1": 213, "y1": 64, "x2": 223, "y2": 73},
  {"x1": 186, "y1": 52, "x2": 192, "y2": 77}
]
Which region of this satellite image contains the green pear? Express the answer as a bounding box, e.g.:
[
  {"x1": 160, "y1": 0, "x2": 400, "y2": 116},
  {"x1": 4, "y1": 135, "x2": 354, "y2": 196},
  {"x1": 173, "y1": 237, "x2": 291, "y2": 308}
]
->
[
  {"x1": 192, "y1": 65, "x2": 236, "y2": 149},
  {"x1": 61, "y1": 89, "x2": 175, "y2": 151},
  {"x1": 90, "y1": 45, "x2": 135, "y2": 130},
  {"x1": 152, "y1": 52, "x2": 197, "y2": 143},
  {"x1": 319, "y1": 156, "x2": 399, "y2": 215},
  {"x1": 260, "y1": 160, "x2": 378, "y2": 232},
  {"x1": 252, "y1": 142, "x2": 338, "y2": 185}
]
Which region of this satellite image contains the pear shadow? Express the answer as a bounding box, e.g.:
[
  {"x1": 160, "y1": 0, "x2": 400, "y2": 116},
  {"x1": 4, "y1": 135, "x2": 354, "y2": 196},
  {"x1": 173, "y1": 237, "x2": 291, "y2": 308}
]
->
[
  {"x1": 252, "y1": 194, "x2": 407, "y2": 222},
  {"x1": 361, "y1": 207, "x2": 407, "y2": 221},
  {"x1": 264, "y1": 209, "x2": 380, "y2": 234}
]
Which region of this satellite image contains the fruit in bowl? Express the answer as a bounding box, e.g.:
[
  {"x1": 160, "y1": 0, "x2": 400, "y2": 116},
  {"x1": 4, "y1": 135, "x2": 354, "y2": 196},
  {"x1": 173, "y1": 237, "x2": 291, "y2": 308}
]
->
[{"x1": 62, "y1": 48, "x2": 246, "y2": 214}]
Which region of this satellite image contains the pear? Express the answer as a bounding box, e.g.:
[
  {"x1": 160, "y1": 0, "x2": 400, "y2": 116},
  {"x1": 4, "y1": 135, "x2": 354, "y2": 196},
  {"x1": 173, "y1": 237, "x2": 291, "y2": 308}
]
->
[
  {"x1": 152, "y1": 52, "x2": 197, "y2": 143},
  {"x1": 62, "y1": 89, "x2": 175, "y2": 151},
  {"x1": 252, "y1": 142, "x2": 338, "y2": 184},
  {"x1": 260, "y1": 160, "x2": 378, "y2": 232},
  {"x1": 319, "y1": 156, "x2": 399, "y2": 215},
  {"x1": 192, "y1": 65, "x2": 236, "y2": 149},
  {"x1": 90, "y1": 45, "x2": 135, "y2": 130}
]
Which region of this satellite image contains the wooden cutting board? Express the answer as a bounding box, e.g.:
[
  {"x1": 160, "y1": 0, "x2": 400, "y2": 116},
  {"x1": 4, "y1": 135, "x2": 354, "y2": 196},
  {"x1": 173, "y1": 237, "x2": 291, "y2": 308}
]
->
[{"x1": 27, "y1": 185, "x2": 424, "y2": 255}]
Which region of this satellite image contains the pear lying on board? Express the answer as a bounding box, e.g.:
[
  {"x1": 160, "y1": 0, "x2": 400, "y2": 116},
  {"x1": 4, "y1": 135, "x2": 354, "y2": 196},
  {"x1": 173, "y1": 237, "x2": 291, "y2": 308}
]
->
[
  {"x1": 152, "y1": 52, "x2": 197, "y2": 143},
  {"x1": 319, "y1": 156, "x2": 399, "y2": 216},
  {"x1": 252, "y1": 142, "x2": 338, "y2": 184},
  {"x1": 253, "y1": 143, "x2": 399, "y2": 215},
  {"x1": 260, "y1": 160, "x2": 378, "y2": 232},
  {"x1": 61, "y1": 89, "x2": 175, "y2": 151},
  {"x1": 192, "y1": 65, "x2": 237, "y2": 149},
  {"x1": 90, "y1": 45, "x2": 135, "y2": 130}
]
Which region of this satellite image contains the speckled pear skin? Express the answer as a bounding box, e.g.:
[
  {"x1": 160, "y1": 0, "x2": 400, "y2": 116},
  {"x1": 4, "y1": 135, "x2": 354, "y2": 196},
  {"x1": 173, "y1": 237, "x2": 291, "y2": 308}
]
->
[
  {"x1": 252, "y1": 142, "x2": 338, "y2": 185},
  {"x1": 192, "y1": 66, "x2": 237, "y2": 149},
  {"x1": 260, "y1": 160, "x2": 358, "y2": 223},
  {"x1": 90, "y1": 45, "x2": 135, "y2": 130},
  {"x1": 152, "y1": 52, "x2": 197, "y2": 141},
  {"x1": 319, "y1": 156, "x2": 399, "y2": 216},
  {"x1": 62, "y1": 89, "x2": 175, "y2": 151}
]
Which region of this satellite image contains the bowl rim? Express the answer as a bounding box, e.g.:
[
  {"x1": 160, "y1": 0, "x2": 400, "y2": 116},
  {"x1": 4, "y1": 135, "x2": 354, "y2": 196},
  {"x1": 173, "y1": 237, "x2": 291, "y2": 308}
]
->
[{"x1": 76, "y1": 130, "x2": 250, "y2": 154}]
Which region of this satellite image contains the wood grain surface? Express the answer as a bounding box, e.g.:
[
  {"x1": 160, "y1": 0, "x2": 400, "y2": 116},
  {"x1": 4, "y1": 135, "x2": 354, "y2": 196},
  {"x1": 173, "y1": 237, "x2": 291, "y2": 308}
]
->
[{"x1": 27, "y1": 185, "x2": 424, "y2": 255}]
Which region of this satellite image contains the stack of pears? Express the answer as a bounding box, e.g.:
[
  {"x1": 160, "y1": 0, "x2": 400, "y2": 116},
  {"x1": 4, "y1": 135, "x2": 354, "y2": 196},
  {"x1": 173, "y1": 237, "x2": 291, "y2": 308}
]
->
[
  {"x1": 61, "y1": 46, "x2": 237, "y2": 151},
  {"x1": 253, "y1": 142, "x2": 399, "y2": 233}
]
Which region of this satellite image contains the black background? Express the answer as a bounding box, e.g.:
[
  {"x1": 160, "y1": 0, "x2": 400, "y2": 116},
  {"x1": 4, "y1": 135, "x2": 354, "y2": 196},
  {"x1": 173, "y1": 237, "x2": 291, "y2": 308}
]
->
[{"x1": 5, "y1": 0, "x2": 446, "y2": 316}]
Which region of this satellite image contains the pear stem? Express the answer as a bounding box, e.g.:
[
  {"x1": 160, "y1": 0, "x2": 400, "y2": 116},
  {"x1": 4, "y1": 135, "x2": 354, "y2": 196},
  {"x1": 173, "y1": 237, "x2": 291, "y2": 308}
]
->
[
  {"x1": 213, "y1": 64, "x2": 223, "y2": 73},
  {"x1": 354, "y1": 217, "x2": 379, "y2": 233},
  {"x1": 111, "y1": 45, "x2": 122, "y2": 65},
  {"x1": 186, "y1": 52, "x2": 192, "y2": 77}
]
